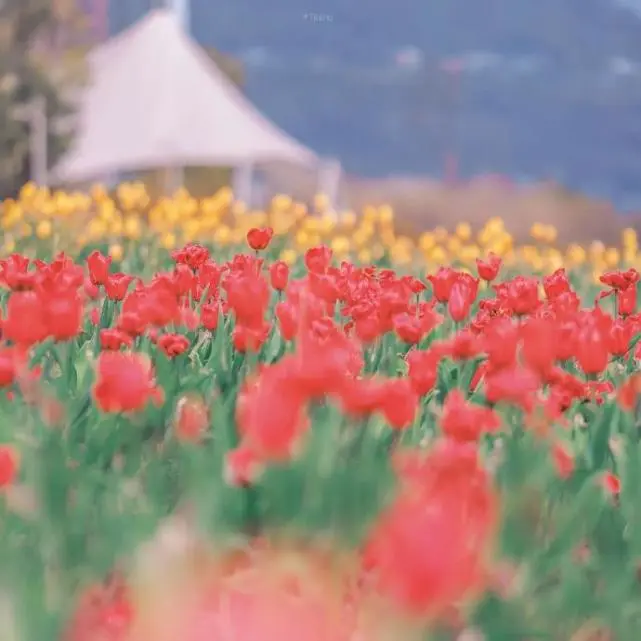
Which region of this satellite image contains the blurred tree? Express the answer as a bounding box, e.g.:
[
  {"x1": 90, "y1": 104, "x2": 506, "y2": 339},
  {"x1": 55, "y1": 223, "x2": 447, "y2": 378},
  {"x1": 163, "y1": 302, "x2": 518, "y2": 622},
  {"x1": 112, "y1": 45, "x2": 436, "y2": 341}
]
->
[
  {"x1": 0, "y1": 0, "x2": 73, "y2": 198},
  {"x1": 50, "y1": 0, "x2": 86, "y2": 48}
]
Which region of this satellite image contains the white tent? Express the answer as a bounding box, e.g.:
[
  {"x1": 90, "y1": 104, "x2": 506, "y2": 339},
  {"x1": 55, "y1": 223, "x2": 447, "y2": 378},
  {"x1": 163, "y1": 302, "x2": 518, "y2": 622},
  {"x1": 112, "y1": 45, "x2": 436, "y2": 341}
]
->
[{"x1": 52, "y1": 9, "x2": 317, "y2": 183}]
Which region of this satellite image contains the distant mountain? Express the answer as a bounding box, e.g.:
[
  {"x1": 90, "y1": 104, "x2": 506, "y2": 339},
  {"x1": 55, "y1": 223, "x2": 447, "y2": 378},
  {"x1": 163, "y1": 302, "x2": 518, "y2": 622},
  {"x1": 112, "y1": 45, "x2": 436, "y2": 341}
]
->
[
  {"x1": 107, "y1": 0, "x2": 641, "y2": 208},
  {"x1": 188, "y1": 0, "x2": 641, "y2": 66},
  {"x1": 617, "y1": 0, "x2": 641, "y2": 14}
]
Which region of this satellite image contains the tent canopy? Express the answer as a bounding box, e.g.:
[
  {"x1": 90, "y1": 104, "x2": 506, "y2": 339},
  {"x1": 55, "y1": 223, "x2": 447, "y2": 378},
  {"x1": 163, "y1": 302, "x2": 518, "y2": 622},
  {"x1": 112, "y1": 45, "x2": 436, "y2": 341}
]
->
[{"x1": 53, "y1": 9, "x2": 317, "y2": 183}]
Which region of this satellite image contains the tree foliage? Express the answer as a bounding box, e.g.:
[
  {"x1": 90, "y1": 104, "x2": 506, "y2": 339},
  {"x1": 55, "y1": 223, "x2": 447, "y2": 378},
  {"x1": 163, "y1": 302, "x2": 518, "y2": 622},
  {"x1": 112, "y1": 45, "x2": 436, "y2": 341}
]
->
[{"x1": 0, "y1": 0, "x2": 73, "y2": 199}]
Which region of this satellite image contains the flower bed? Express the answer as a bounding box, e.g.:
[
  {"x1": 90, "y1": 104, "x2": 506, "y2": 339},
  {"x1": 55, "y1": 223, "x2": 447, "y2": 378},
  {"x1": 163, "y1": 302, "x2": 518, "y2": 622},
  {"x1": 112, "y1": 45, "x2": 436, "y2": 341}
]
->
[{"x1": 0, "y1": 184, "x2": 639, "y2": 640}]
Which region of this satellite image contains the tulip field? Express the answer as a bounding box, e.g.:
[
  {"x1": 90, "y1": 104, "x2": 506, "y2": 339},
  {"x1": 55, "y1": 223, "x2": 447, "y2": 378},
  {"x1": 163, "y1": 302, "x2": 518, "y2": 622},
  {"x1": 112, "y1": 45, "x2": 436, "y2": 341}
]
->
[{"x1": 2, "y1": 182, "x2": 641, "y2": 641}]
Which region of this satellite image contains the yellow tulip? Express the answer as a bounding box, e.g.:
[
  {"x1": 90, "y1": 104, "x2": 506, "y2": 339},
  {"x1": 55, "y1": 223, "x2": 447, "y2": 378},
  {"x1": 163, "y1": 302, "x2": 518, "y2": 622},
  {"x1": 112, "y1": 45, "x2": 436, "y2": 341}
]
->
[
  {"x1": 622, "y1": 227, "x2": 637, "y2": 249},
  {"x1": 161, "y1": 232, "x2": 176, "y2": 250},
  {"x1": 458, "y1": 244, "x2": 481, "y2": 262},
  {"x1": 486, "y1": 234, "x2": 512, "y2": 257},
  {"x1": 200, "y1": 199, "x2": 216, "y2": 217},
  {"x1": 308, "y1": 233, "x2": 323, "y2": 247},
  {"x1": 543, "y1": 248, "x2": 564, "y2": 272},
  {"x1": 446, "y1": 237, "x2": 462, "y2": 253},
  {"x1": 76, "y1": 194, "x2": 92, "y2": 212},
  {"x1": 88, "y1": 218, "x2": 107, "y2": 239},
  {"x1": 530, "y1": 222, "x2": 545, "y2": 241},
  {"x1": 183, "y1": 198, "x2": 199, "y2": 217},
  {"x1": 519, "y1": 245, "x2": 539, "y2": 261},
  {"x1": 455, "y1": 222, "x2": 472, "y2": 241},
  {"x1": 293, "y1": 203, "x2": 308, "y2": 219},
  {"x1": 541, "y1": 225, "x2": 558, "y2": 244},
  {"x1": 2, "y1": 213, "x2": 20, "y2": 230},
  {"x1": 331, "y1": 235, "x2": 351, "y2": 256},
  {"x1": 429, "y1": 246, "x2": 448, "y2": 264},
  {"x1": 295, "y1": 230, "x2": 310, "y2": 247},
  {"x1": 232, "y1": 201, "x2": 247, "y2": 216},
  {"x1": 362, "y1": 206, "x2": 377, "y2": 224},
  {"x1": 477, "y1": 228, "x2": 493, "y2": 247},
  {"x1": 433, "y1": 226, "x2": 448, "y2": 243},
  {"x1": 271, "y1": 214, "x2": 294, "y2": 236},
  {"x1": 165, "y1": 205, "x2": 180, "y2": 225},
  {"x1": 214, "y1": 225, "x2": 231, "y2": 245},
  {"x1": 174, "y1": 187, "x2": 189, "y2": 201},
  {"x1": 390, "y1": 246, "x2": 411, "y2": 265},
  {"x1": 110, "y1": 217, "x2": 124, "y2": 235},
  {"x1": 280, "y1": 249, "x2": 298, "y2": 265},
  {"x1": 3, "y1": 201, "x2": 22, "y2": 221},
  {"x1": 36, "y1": 220, "x2": 52, "y2": 239},
  {"x1": 485, "y1": 217, "x2": 505, "y2": 233},
  {"x1": 378, "y1": 205, "x2": 394, "y2": 224},
  {"x1": 182, "y1": 219, "x2": 200, "y2": 241},
  {"x1": 419, "y1": 232, "x2": 436, "y2": 251},
  {"x1": 98, "y1": 200, "x2": 116, "y2": 221},
  {"x1": 313, "y1": 193, "x2": 330, "y2": 212},
  {"x1": 589, "y1": 240, "x2": 605, "y2": 257},
  {"x1": 109, "y1": 244, "x2": 124, "y2": 261},
  {"x1": 340, "y1": 211, "x2": 357, "y2": 229},
  {"x1": 603, "y1": 247, "x2": 620, "y2": 268},
  {"x1": 319, "y1": 214, "x2": 336, "y2": 235},
  {"x1": 380, "y1": 229, "x2": 396, "y2": 247},
  {"x1": 53, "y1": 192, "x2": 72, "y2": 217},
  {"x1": 352, "y1": 229, "x2": 369, "y2": 249},
  {"x1": 271, "y1": 194, "x2": 292, "y2": 211},
  {"x1": 303, "y1": 217, "x2": 320, "y2": 233},
  {"x1": 361, "y1": 221, "x2": 375, "y2": 236},
  {"x1": 566, "y1": 243, "x2": 587, "y2": 265},
  {"x1": 624, "y1": 249, "x2": 637, "y2": 265},
  {"x1": 148, "y1": 208, "x2": 163, "y2": 228},
  {"x1": 19, "y1": 181, "x2": 38, "y2": 202},
  {"x1": 251, "y1": 211, "x2": 269, "y2": 228},
  {"x1": 124, "y1": 216, "x2": 142, "y2": 240},
  {"x1": 216, "y1": 186, "x2": 233, "y2": 206},
  {"x1": 528, "y1": 255, "x2": 544, "y2": 272}
]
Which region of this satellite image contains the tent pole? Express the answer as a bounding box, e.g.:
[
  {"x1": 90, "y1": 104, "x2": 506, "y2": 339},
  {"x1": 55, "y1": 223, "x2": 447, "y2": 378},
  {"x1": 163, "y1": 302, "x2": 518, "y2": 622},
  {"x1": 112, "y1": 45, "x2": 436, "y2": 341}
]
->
[
  {"x1": 163, "y1": 166, "x2": 183, "y2": 196},
  {"x1": 167, "y1": 0, "x2": 190, "y2": 31},
  {"x1": 317, "y1": 157, "x2": 342, "y2": 213},
  {"x1": 233, "y1": 162, "x2": 254, "y2": 206}
]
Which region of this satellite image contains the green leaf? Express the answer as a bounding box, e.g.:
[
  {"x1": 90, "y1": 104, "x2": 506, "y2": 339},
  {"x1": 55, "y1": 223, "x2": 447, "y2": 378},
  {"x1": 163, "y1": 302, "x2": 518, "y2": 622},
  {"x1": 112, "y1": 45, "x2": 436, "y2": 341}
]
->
[{"x1": 588, "y1": 404, "x2": 617, "y2": 471}]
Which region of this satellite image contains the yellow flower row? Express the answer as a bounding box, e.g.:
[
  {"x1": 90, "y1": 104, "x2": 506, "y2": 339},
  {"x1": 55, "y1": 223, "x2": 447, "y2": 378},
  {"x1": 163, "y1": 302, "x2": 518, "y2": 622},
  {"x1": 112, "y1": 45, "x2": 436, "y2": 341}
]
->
[{"x1": 2, "y1": 182, "x2": 640, "y2": 279}]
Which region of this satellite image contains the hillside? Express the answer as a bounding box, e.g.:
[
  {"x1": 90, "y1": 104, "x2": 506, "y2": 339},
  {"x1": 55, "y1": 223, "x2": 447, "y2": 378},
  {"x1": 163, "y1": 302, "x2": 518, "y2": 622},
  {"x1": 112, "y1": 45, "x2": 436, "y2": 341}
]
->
[{"x1": 189, "y1": 0, "x2": 641, "y2": 67}]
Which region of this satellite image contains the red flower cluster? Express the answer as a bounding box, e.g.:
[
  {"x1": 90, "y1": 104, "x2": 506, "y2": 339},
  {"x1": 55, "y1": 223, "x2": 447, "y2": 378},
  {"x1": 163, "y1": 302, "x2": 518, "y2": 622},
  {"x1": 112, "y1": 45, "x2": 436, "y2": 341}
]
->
[
  {"x1": 93, "y1": 352, "x2": 162, "y2": 413},
  {"x1": 2, "y1": 241, "x2": 640, "y2": 635},
  {"x1": 363, "y1": 440, "x2": 499, "y2": 616},
  {"x1": 1, "y1": 252, "x2": 85, "y2": 346}
]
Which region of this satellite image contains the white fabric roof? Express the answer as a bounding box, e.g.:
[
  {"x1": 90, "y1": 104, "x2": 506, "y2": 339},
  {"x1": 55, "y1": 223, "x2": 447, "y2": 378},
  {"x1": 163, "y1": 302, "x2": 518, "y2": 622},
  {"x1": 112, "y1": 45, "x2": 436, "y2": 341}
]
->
[{"x1": 53, "y1": 9, "x2": 317, "y2": 182}]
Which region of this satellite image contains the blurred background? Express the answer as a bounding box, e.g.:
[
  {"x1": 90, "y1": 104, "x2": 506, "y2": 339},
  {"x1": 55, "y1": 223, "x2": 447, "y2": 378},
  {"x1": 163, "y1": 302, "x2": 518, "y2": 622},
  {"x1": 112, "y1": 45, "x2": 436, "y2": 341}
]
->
[
  {"x1": 3, "y1": 0, "x2": 641, "y2": 241},
  {"x1": 109, "y1": 0, "x2": 641, "y2": 207}
]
